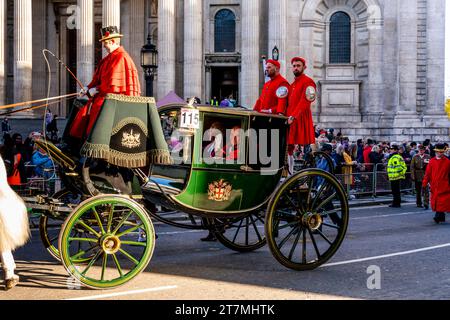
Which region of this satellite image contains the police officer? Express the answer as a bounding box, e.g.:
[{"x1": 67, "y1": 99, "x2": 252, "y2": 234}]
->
[{"x1": 387, "y1": 144, "x2": 407, "y2": 208}]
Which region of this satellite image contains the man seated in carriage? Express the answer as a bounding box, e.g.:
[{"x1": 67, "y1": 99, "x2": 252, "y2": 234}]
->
[
  {"x1": 222, "y1": 125, "x2": 242, "y2": 161},
  {"x1": 203, "y1": 121, "x2": 225, "y2": 160}
]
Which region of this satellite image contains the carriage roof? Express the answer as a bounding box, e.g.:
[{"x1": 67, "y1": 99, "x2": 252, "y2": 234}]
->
[{"x1": 157, "y1": 103, "x2": 288, "y2": 121}]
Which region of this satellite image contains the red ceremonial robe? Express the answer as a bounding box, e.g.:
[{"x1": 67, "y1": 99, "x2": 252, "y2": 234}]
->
[
  {"x1": 422, "y1": 156, "x2": 450, "y2": 212},
  {"x1": 69, "y1": 46, "x2": 141, "y2": 139},
  {"x1": 286, "y1": 74, "x2": 316, "y2": 145},
  {"x1": 253, "y1": 74, "x2": 290, "y2": 115}
]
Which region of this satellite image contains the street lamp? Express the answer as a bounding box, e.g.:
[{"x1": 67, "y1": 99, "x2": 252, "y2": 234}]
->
[
  {"x1": 272, "y1": 46, "x2": 279, "y2": 61},
  {"x1": 141, "y1": 34, "x2": 158, "y2": 97}
]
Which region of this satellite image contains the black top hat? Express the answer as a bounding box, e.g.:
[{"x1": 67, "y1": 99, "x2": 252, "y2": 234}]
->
[{"x1": 99, "y1": 26, "x2": 123, "y2": 42}]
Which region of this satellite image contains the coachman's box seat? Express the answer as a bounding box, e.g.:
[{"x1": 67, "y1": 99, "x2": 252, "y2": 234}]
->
[{"x1": 80, "y1": 94, "x2": 172, "y2": 168}]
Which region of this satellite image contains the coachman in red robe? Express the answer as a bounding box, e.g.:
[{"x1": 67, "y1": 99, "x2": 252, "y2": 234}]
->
[
  {"x1": 286, "y1": 57, "x2": 316, "y2": 146},
  {"x1": 285, "y1": 57, "x2": 317, "y2": 175},
  {"x1": 253, "y1": 59, "x2": 289, "y2": 115},
  {"x1": 422, "y1": 144, "x2": 450, "y2": 223},
  {"x1": 69, "y1": 26, "x2": 141, "y2": 139}
]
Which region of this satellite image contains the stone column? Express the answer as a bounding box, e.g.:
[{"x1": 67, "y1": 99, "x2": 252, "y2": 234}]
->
[
  {"x1": 102, "y1": 0, "x2": 120, "y2": 28},
  {"x1": 32, "y1": 0, "x2": 47, "y2": 101},
  {"x1": 77, "y1": 0, "x2": 94, "y2": 88},
  {"x1": 394, "y1": 0, "x2": 421, "y2": 125},
  {"x1": 268, "y1": 0, "x2": 287, "y2": 77},
  {"x1": 13, "y1": 0, "x2": 33, "y2": 113},
  {"x1": 240, "y1": 0, "x2": 260, "y2": 109},
  {"x1": 366, "y1": 7, "x2": 384, "y2": 122},
  {"x1": 183, "y1": 0, "x2": 203, "y2": 100},
  {"x1": 0, "y1": 0, "x2": 5, "y2": 106},
  {"x1": 423, "y1": 0, "x2": 447, "y2": 126},
  {"x1": 158, "y1": 0, "x2": 176, "y2": 99},
  {"x1": 126, "y1": 0, "x2": 145, "y2": 94}
]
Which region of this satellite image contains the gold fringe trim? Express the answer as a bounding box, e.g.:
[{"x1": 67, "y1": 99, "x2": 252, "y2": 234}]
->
[
  {"x1": 81, "y1": 142, "x2": 110, "y2": 159},
  {"x1": 81, "y1": 143, "x2": 173, "y2": 167},
  {"x1": 104, "y1": 93, "x2": 155, "y2": 104}
]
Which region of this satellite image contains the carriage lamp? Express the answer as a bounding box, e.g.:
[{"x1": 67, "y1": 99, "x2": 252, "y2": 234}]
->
[
  {"x1": 141, "y1": 33, "x2": 158, "y2": 97},
  {"x1": 272, "y1": 46, "x2": 279, "y2": 61}
]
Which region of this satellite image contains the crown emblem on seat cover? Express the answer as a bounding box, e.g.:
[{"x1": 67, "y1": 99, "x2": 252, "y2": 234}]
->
[{"x1": 121, "y1": 129, "x2": 141, "y2": 149}]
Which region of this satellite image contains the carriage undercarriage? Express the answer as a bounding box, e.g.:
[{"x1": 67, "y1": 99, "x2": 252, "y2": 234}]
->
[{"x1": 23, "y1": 96, "x2": 348, "y2": 290}]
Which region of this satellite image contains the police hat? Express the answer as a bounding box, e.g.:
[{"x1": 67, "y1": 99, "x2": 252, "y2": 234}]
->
[
  {"x1": 390, "y1": 145, "x2": 399, "y2": 151},
  {"x1": 434, "y1": 143, "x2": 447, "y2": 152}
]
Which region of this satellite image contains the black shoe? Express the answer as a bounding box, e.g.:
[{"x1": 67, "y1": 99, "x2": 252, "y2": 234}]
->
[
  {"x1": 417, "y1": 205, "x2": 423, "y2": 208},
  {"x1": 424, "y1": 205, "x2": 429, "y2": 210},
  {"x1": 389, "y1": 204, "x2": 401, "y2": 208},
  {"x1": 433, "y1": 213, "x2": 445, "y2": 224},
  {"x1": 201, "y1": 233, "x2": 217, "y2": 242}
]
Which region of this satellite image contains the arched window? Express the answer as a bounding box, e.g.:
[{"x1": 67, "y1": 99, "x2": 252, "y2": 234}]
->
[
  {"x1": 214, "y1": 9, "x2": 236, "y2": 53},
  {"x1": 329, "y1": 11, "x2": 351, "y2": 63}
]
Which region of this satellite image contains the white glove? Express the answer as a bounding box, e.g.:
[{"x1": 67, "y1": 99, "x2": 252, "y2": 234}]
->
[{"x1": 87, "y1": 87, "x2": 98, "y2": 97}]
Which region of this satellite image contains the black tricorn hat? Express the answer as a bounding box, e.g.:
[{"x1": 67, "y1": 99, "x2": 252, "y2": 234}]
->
[{"x1": 99, "y1": 26, "x2": 123, "y2": 42}]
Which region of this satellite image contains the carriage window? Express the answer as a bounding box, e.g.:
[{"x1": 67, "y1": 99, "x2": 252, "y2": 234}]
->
[
  {"x1": 248, "y1": 116, "x2": 287, "y2": 170},
  {"x1": 202, "y1": 115, "x2": 244, "y2": 164},
  {"x1": 160, "y1": 110, "x2": 193, "y2": 165}
]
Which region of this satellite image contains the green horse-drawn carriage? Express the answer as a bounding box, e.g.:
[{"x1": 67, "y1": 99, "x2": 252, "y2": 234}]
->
[{"x1": 31, "y1": 94, "x2": 348, "y2": 289}]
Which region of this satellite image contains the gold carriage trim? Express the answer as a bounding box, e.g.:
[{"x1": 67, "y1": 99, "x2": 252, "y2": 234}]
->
[
  {"x1": 81, "y1": 142, "x2": 173, "y2": 167},
  {"x1": 111, "y1": 117, "x2": 149, "y2": 136},
  {"x1": 104, "y1": 93, "x2": 156, "y2": 104}
]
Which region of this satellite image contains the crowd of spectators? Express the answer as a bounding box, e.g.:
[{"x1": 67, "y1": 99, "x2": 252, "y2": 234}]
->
[
  {"x1": 306, "y1": 126, "x2": 449, "y2": 172},
  {"x1": 0, "y1": 130, "x2": 56, "y2": 189},
  {"x1": 293, "y1": 126, "x2": 449, "y2": 197}
]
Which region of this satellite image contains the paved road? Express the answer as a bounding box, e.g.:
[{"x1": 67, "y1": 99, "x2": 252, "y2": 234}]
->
[{"x1": 1, "y1": 202, "x2": 449, "y2": 300}]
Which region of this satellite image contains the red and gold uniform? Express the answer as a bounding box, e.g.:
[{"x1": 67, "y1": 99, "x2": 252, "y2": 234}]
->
[
  {"x1": 253, "y1": 60, "x2": 289, "y2": 115},
  {"x1": 69, "y1": 46, "x2": 141, "y2": 139},
  {"x1": 286, "y1": 73, "x2": 316, "y2": 145}
]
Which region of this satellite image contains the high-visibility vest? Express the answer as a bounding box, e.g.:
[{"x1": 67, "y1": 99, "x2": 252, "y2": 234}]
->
[
  {"x1": 387, "y1": 154, "x2": 407, "y2": 181},
  {"x1": 210, "y1": 99, "x2": 218, "y2": 106}
]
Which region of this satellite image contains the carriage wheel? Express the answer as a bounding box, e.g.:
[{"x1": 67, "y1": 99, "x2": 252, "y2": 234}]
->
[
  {"x1": 265, "y1": 169, "x2": 348, "y2": 270},
  {"x1": 58, "y1": 195, "x2": 155, "y2": 289},
  {"x1": 39, "y1": 188, "x2": 82, "y2": 261},
  {"x1": 295, "y1": 151, "x2": 334, "y2": 174},
  {"x1": 210, "y1": 211, "x2": 266, "y2": 252}
]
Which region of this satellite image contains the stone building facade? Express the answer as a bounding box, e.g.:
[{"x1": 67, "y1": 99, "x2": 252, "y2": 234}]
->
[{"x1": 0, "y1": 0, "x2": 448, "y2": 142}]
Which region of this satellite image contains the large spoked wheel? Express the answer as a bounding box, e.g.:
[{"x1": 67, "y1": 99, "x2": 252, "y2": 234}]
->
[
  {"x1": 295, "y1": 151, "x2": 335, "y2": 174},
  {"x1": 210, "y1": 210, "x2": 266, "y2": 252},
  {"x1": 39, "y1": 189, "x2": 82, "y2": 261},
  {"x1": 58, "y1": 195, "x2": 155, "y2": 289},
  {"x1": 265, "y1": 169, "x2": 348, "y2": 270}
]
